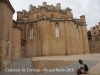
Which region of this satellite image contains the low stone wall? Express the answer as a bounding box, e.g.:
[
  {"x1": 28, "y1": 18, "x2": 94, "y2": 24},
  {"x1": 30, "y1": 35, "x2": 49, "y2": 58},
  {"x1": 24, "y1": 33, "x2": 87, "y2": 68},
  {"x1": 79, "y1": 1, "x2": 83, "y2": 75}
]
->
[
  {"x1": 89, "y1": 41, "x2": 100, "y2": 53},
  {"x1": 32, "y1": 57, "x2": 76, "y2": 74}
]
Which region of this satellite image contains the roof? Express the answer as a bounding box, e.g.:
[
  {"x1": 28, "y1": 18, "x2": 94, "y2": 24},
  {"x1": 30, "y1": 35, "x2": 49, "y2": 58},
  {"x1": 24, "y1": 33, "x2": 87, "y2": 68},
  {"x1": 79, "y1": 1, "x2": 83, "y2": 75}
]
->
[{"x1": 0, "y1": 0, "x2": 15, "y2": 13}]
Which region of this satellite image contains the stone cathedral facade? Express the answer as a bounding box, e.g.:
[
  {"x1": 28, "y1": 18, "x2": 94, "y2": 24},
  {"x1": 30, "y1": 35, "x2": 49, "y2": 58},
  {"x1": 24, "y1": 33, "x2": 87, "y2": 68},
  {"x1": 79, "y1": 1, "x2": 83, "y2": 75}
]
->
[
  {"x1": 15, "y1": 2, "x2": 89, "y2": 58},
  {"x1": 0, "y1": 0, "x2": 89, "y2": 71}
]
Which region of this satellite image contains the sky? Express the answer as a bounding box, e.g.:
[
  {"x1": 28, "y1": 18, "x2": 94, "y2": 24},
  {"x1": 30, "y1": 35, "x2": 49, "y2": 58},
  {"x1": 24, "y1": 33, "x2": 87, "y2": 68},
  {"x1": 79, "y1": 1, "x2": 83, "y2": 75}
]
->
[{"x1": 9, "y1": 0, "x2": 100, "y2": 30}]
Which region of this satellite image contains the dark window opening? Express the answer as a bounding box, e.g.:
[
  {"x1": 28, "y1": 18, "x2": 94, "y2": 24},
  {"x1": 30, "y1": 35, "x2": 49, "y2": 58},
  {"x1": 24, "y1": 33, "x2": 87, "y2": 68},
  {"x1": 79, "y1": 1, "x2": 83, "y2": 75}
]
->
[
  {"x1": 99, "y1": 30, "x2": 100, "y2": 34},
  {"x1": 55, "y1": 23, "x2": 60, "y2": 37},
  {"x1": 93, "y1": 27, "x2": 95, "y2": 29},
  {"x1": 76, "y1": 25, "x2": 79, "y2": 38},
  {"x1": 21, "y1": 42, "x2": 25, "y2": 46},
  {"x1": 30, "y1": 24, "x2": 33, "y2": 39}
]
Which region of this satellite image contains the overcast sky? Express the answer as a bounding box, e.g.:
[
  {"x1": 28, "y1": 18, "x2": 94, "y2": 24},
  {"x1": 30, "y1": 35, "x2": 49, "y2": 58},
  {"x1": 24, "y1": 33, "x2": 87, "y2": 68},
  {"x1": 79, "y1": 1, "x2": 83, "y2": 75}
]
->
[{"x1": 9, "y1": 0, "x2": 100, "y2": 30}]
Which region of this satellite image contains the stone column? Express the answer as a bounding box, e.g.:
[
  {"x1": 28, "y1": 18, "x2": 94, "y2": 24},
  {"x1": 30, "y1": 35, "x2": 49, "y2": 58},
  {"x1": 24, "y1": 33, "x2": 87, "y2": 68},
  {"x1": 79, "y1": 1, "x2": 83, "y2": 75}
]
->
[
  {"x1": 80, "y1": 15, "x2": 86, "y2": 23},
  {"x1": 11, "y1": 26, "x2": 21, "y2": 59},
  {"x1": 42, "y1": 20, "x2": 51, "y2": 56},
  {"x1": 22, "y1": 10, "x2": 26, "y2": 16},
  {"x1": 66, "y1": 7, "x2": 73, "y2": 20},
  {"x1": 42, "y1": 2, "x2": 47, "y2": 7},
  {"x1": 80, "y1": 15, "x2": 89, "y2": 54},
  {"x1": 56, "y1": 3, "x2": 61, "y2": 10},
  {"x1": 29, "y1": 4, "x2": 33, "y2": 11},
  {"x1": 17, "y1": 11, "x2": 22, "y2": 21}
]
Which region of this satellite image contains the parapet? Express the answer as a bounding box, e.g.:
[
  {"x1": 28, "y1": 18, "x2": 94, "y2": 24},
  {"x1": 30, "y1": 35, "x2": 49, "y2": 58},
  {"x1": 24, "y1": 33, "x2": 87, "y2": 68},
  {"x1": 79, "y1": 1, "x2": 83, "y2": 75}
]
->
[
  {"x1": 29, "y1": 4, "x2": 33, "y2": 11},
  {"x1": 40, "y1": 7, "x2": 48, "y2": 16},
  {"x1": 17, "y1": 11, "x2": 22, "y2": 21},
  {"x1": 18, "y1": 2, "x2": 87, "y2": 22},
  {"x1": 66, "y1": 7, "x2": 70, "y2": 9},
  {"x1": 66, "y1": 7, "x2": 72, "y2": 20},
  {"x1": 22, "y1": 10, "x2": 26, "y2": 16},
  {"x1": 17, "y1": 11, "x2": 22, "y2": 13},
  {"x1": 42, "y1": 2, "x2": 47, "y2": 7},
  {"x1": 80, "y1": 15, "x2": 86, "y2": 23},
  {"x1": 56, "y1": 3, "x2": 61, "y2": 10}
]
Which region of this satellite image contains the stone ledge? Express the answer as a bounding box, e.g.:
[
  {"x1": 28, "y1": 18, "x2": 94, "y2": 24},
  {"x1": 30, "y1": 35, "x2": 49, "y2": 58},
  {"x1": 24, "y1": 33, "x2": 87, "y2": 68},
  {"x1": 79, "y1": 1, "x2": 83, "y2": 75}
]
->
[{"x1": 32, "y1": 57, "x2": 76, "y2": 74}]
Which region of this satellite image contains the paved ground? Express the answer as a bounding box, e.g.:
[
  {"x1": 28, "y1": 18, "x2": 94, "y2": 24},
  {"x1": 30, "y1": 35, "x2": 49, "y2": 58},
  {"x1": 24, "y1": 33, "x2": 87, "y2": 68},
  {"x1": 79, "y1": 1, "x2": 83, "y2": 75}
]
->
[
  {"x1": 0, "y1": 53, "x2": 100, "y2": 75},
  {"x1": 0, "y1": 58, "x2": 34, "y2": 75},
  {"x1": 32, "y1": 53, "x2": 100, "y2": 61},
  {"x1": 38, "y1": 61, "x2": 98, "y2": 75}
]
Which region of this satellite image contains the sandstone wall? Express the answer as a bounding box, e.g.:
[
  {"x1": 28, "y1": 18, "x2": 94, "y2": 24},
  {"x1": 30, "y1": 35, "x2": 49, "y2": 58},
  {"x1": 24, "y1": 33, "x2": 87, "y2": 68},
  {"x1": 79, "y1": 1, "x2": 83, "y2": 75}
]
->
[
  {"x1": 11, "y1": 26, "x2": 21, "y2": 59},
  {"x1": 17, "y1": 2, "x2": 89, "y2": 57},
  {"x1": 64, "y1": 21, "x2": 86, "y2": 55},
  {"x1": 25, "y1": 22, "x2": 38, "y2": 57},
  {"x1": 89, "y1": 41, "x2": 100, "y2": 53},
  {"x1": 82, "y1": 25, "x2": 89, "y2": 53},
  {"x1": 50, "y1": 21, "x2": 66, "y2": 55},
  {"x1": 0, "y1": 0, "x2": 14, "y2": 71}
]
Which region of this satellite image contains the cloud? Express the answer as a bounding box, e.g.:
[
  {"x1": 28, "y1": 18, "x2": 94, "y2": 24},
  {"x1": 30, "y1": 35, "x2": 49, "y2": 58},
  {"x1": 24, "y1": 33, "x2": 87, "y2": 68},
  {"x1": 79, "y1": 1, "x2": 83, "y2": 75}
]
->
[{"x1": 9, "y1": 0, "x2": 100, "y2": 30}]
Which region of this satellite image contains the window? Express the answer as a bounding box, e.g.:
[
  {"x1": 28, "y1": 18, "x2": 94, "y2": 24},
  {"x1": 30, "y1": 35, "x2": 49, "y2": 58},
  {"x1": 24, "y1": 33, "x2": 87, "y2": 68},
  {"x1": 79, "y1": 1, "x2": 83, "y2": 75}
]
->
[
  {"x1": 93, "y1": 27, "x2": 95, "y2": 29},
  {"x1": 55, "y1": 23, "x2": 60, "y2": 37},
  {"x1": 30, "y1": 24, "x2": 33, "y2": 39},
  {"x1": 6, "y1": 41, "x2": 9, "y2": 56},
  {"x1": 94, "y1": 32, "x2": 96, "y2": 34},
  {"x1": 76, "y1": 25, "x2": 79, "y2": 38},
  {"x1": 99, "y1": 30, "x2": 100, "y2": 34},
  {"x1": 21, "y1": 41, "x2": 25, "y2": 46}
]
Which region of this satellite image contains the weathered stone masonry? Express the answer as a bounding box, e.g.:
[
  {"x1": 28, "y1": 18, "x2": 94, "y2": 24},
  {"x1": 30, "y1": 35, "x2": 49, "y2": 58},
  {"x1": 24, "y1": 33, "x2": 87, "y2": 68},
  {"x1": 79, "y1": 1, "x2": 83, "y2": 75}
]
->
[
  {"x1": 0, "y1": 1, "x2": 90, "y2": 71},
  {"x1": 0, "y1": 0, "x2": 15, "y2": 71},
  {"x1": 16, "y1": 2, "x2": 89, "y2": 57},
  {"x1": 89, "y1": 22, "x2": 100, "y2": 53}
]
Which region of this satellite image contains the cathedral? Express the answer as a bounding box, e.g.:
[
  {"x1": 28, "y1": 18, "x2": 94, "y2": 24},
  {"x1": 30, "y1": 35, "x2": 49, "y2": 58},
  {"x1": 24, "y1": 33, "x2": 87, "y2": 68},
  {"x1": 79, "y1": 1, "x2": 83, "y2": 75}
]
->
[
  {"x1": 0, "y1": 0, "x2": 89, "y2": 71},
  {"x1": 16, "y1": 2, "x2": 89, "y2": 57}
]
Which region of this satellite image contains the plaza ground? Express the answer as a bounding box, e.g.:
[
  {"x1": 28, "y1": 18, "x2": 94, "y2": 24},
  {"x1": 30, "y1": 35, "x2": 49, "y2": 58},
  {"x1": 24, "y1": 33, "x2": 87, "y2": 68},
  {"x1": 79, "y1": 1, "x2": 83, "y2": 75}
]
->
[{"x1": 0, "y1": 53, "x2": 100, "y2": 75}]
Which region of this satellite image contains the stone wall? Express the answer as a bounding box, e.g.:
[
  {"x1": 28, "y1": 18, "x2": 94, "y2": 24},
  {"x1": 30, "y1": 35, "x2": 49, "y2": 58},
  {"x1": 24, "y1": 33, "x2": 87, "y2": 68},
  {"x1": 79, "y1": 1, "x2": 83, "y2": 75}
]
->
[
  {"x1": 65, "y1": 21, "x2": 85, "y2": 55},
  {"x1": 50, "y1": 21, "x2": 66, "y2": 55},
  {"x1": 11, "y1": 26, "x2": 21, "y2": 59},
  {"x1": 89, "y1": 41, "x2": 100, "y2": 53},
  {"x1": 90, "y1": 22, "x2": 100, "y2": 41},
  {"x1": 25, "y1": 22, "x2": 39, "y2": 57},
  {"x1": 89, "y1": 22, "x2": 100, "y2": 53},
  {"x1": 17, "y1": 2, "x2": 89, "y2": 57},
  {"x1": 0, "y1": 0, "x2": 14, "y2": 71}
]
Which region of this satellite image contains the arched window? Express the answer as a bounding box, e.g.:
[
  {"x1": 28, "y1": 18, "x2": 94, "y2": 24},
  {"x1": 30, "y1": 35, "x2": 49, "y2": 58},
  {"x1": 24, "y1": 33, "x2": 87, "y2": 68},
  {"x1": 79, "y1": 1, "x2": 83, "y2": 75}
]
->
[
  {"x1": 30, "y1": 24, "x2": 33, "y2": 39},
  {"x1": 55, "y1": 23, "x2": 60, "y2": 37},
  {"x1": 76, "y1": 25, "x2": 79, "y2": 38}
]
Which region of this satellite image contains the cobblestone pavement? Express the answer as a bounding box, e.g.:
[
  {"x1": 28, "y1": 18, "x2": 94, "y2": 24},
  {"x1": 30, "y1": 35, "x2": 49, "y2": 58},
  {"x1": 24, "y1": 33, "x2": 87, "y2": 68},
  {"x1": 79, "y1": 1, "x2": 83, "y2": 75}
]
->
[{"x1": 0, "y1": 58, "x2": 98, "y2": 75}]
